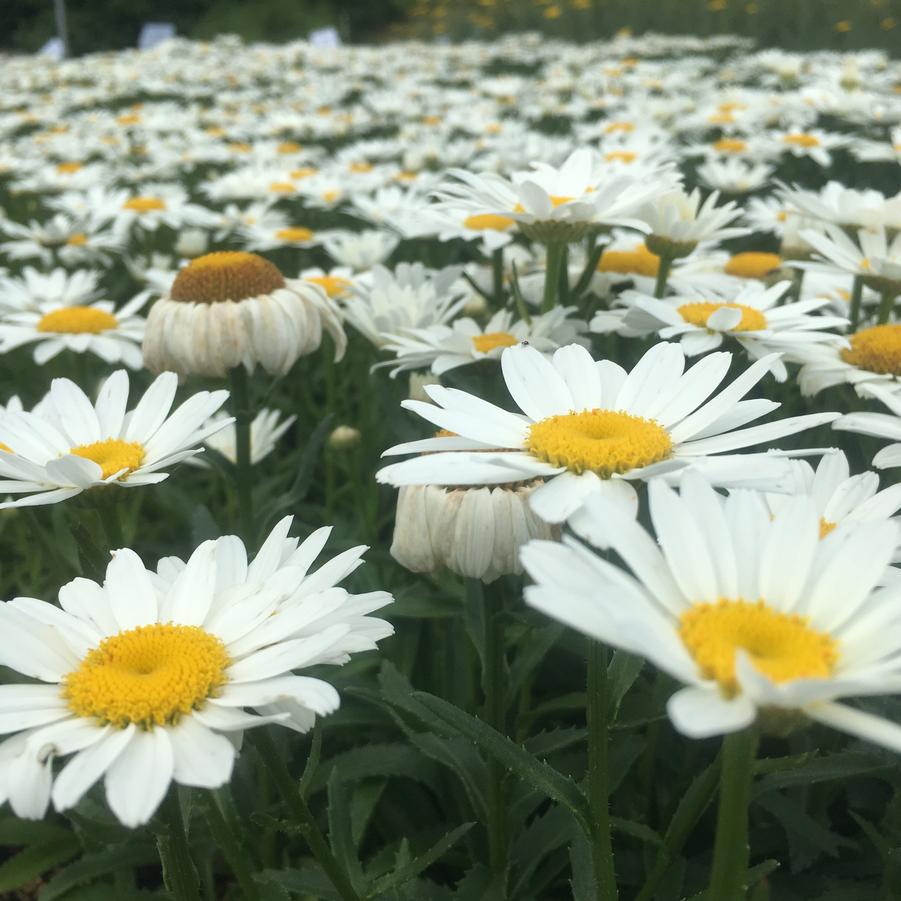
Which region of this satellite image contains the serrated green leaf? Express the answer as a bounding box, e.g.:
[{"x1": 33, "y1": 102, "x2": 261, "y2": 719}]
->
[
  {"x1": 754, "y1": 751, "x2": 891, "y2": 795},
  {"x1": 257, "y1": 866, "x2": 341, "y2": 901},
  {"x1": 327, "y1": 768, "x2": 364, "y2": 888},
  {"x1": 368, "y1": 823, "x2": 473, "y2": 896},
  {"x1": 0, "y1": 834, "x2": 80, "y2": 893}
]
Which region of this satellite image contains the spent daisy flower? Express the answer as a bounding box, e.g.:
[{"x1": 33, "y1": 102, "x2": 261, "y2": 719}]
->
[
  {"x1": 0, "y1": 370, "x2": 230, "y2": 509},
  {"x1": 0, "y1": 294, "x2": 147, "y2": 369},
  {"x1": 521, "y1": 472, "x2": 901, "y2": 748},
  {"x1": 378, "y1": 342, "x2": 839, "y2": 523},
  {"x1": 597, "y1": 280, "x2": 847, "y2": 381},
  {"x1": 379, "y1": 306, "x2": 588, "y2": 377},
  {"x1": 0, "y1": 516, "x2": 393, "y2": 826},
  {"x1": 143, "y1": 251, "x2": 346, "y2": 378}
]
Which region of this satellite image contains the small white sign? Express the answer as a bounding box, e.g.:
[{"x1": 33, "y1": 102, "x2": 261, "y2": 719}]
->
[
  {"x1": 139, "y1": 22, "x2": 176, "y2": 50},
  {"x1": 38, "y1": 37, "x2": 65, "y2": 60},
  {"x1": 309, "y1": 27, "x2": 341, "y2": 49}
]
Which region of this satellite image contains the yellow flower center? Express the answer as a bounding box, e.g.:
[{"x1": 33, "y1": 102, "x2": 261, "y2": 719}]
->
[
  {"x1": 63, "y1": 623, "x2": 229, "y2": 729},
  {"x1": 713, "y1": 138, "x2": 748, "y2": 153},
  {"x1": 604, "y1": 150, "x2": 637, "y2": 163},
  {"x1": 37, "y1": 307, "x2": 118, "y2": 334},
  {"x1": 56, "y1": 161, "x2": 83, "y2": 174},
  {"x1": 69, "y1": 438, "x2": 145, "y2": 480},
  {"x1": 170, "y1": 251, "x2": 285, "y2": 304},
  {"x1": 290, "y1": 167, "x2": 317, "y2": 179},
  {"x1": 724, "y1": 252, "x2": 782, "y2": 279},
  {"x1": 604, "y1": 121, "x2": 634, "y2": 134},
  {"x1": 819, "y1": 518, "x2": 837, "y2": 539},
  {"x1": 0, "y1": 442, "x2": 11, "y2": 453},
  {"x1": 228, "y1": 142, "x2": 251, "y2": 154},
  {"x1": 783, "y1": 132, "x2": 820, "y2": 148},
  {"x1": 275, "y1": 227, "x2": 314, "y2": 243},
  {"x1": 123, "y1": 196, "x2": 166, "y2": 212},
  {"x1": 464, "y1": 213, "x2": 515, "y2": 231},
  {"x1": 67, "y1": 233, "x2": 87, "y2": 246},
  {"x1": 708, "y1": 112, "x2": 735, "y2": 125},
  {"x1": 598, "y1": 243, "x2": 660, "y2": 277},
  {"x1": 322, "y1": 189, "x2": 341, "y2": 203},
  {"x1": 679, "y1": 599, "x2": 839, "y2": 697},
  {"x1": 117, "y1": 113, "x2": 142, "y2": 126},
  {"x1": 349, "y1": 161, "x2": 373, "y2": 173},
  {"x1": 677, "y1": 302, "x2": 767, "y2": 332},
  {"x1": 527, "y1": 409, "x2": 673, "y2": 476},
  {"x1": 305, "y1": 275, "x2": 351, "y2": 298},
  {"x1": 277, "y1": 141, "x2": 303, "y2": 154},
  {"x1": 472, "y1": 331, "x2": 518, "y2": 353},
  {"x1": 840, "y1": 325, "x2": 901, "y2": 375},
  {"x1": 268, "y1": 181, "x2": 296, "y2": 194}
]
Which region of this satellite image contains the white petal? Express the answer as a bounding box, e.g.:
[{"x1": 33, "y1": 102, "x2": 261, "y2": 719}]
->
[
  {"x1": 169, "y1": 718, "x2": 235, "y2": 788},
  {"x1": 666, "y1": 686, "x2": 756, "y2": 738},
  {"x1": 104, "y1": 728, "x2": 173, "y2": 827}
]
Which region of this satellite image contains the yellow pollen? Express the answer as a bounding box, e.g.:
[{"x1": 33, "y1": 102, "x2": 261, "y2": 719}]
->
[
  {"x1": 604, "y1": 121, "x2": 634, "y2": 134},
  {"x1": 67, "y1": 232, "x2": 87, "y2": 246},
  {"x1": 0, "y1": 442, "x2": 11, "y2": 453},
  {"x1": 305, "y1": 275, "x2": 351, "y2": 298},
  {"x1": 604, "y1": 150, "x2": 637, "y2": 163},
  {"x1": 268, "y1": 181, "x2": 295, "y2": 194},
  {"x1": 678, "y1": 302, "x2": 767, "y2": 332},
  {"x1": 527, "y1": 409, "x2": 673, "y2": 477},
  {"x1": 783, "y1": 133, "x2": 821, "y2": 148},
  {"x1": 277, "y1": 141, "x2": 303, "y2": 154},
  {"x1": 724, "y1": 252, "x2": 782, "y2": 279},
  {"x1": 170, "y1": 251, "x2": 285, "y2": 304},
  {"x1": 63, "y1": 623, "x2": 229, "y2": 729},
  {"x1": 56, "y1": 161, "x2": 83, "y2": 174},
  {"x1": 598, "y1": 244, "x2": 660, "y2": 277},
  {"x1": 290, "y1": 167, "x2": 317, "y2": 179},
  {"x1": 840, "y1": 324, "x2": 901, "y2": 376},
  {"x1": 69, "y1": 438, "x2": 145, "y2": 480},
  {"x1": 713, "y1": 138, "x2": 747, "y2": 153},
  {"x1": 472, "y1": 331, "x2": 518, "y2": 353},
  {"x1": 123, "y1": 196, "x2": 166, "y2": 212},
  {"x1": 679, "y1": 599, "x2": 838, "y2": 697},
  {"x1": 117, "y1": 113, "x2": 142, "y2": 126},
  {"x1": 37, "y1": 307, "x2": 118, "y2": 334},
  {"x1": 464, "y1": 213, "x2": 515, "y2": 231},
  {"x1": 275, "y1": 227, "x2": 314, "y2": 243},
  {"x1": 819, "y1": 518, "x2": 837, "y2": 539}
]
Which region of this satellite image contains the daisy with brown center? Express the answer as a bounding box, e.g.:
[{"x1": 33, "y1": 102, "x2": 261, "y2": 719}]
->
[
  {"x1": 596, "y1": 280, "x2": 847, "y2": 381},
  {"x1": 0, "y1": 294, "x2": 148, "y2": 368},
  {"x1": 522, "y1": 471, "x2": 901, "y2": 749},
  {"x1": 143, "y1": 251, "x2": 346, "y2": 378},
  {"x1": 0, "y1": 516, "x2": 393, "y2": 826},
  {"x1": 378, "y1": 342, "x2": 839, "y2": 524},
  {"x1": 0, "y1": 370, "x2": 230, "y2": 509}
]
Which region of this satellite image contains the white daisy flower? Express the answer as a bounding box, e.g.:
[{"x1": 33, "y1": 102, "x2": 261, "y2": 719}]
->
[
  {"x1": 200, "y1": 408, "x2": 296, "y2": 466},
  {"x1": 0, "y1": 370, "x2": 230, "y2": 509},
  {"x1": 0, "y1": 268, "x2": 101, "y2": 314},
  {"x1": 798, "y1": 224, "x2": 901, "y2": 290},
  {"x1": 380, "y1": 306, "x2": 588, "y2": 377},
  {"x1": 764, "y1": 451, "x2": 901, "y2": 559},
  {"x1": 597, "y1": 280, "x2": 847, "y2": 381},
  {"x1": 696, "y1": 158, "x2": 774, "y2": 195},
  {"x1": 834, "y1": 383, "x2": 901, "y2": 470},
  {"x1": 0, "y1": 295, "x2": 147, "y2": 368},
  {"x1": 771, "y1": 128, "x2": 850, "y2": 168},
  {"x1": 0, "y1": 517, "x2": 393, "y2": 826},
  {"x1": 0, "y1": 214, "x2": 121, "y2": 268},
  {"x1": 522, "y1": 471, "x2": 901, "y2": 749},
  {"x1": 322, "y1": 230, "x2": 400, "y2": 271},
  {"x1": 342, "y1": 263, "x2": 466, "y2": 349},
  {"x1": 378, "y1": 342, "x2": 839, "y2": 523}
]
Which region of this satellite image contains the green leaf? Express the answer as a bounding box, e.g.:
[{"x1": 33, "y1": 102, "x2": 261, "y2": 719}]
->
[
  {"x1": 610, "y1": 817, "x2": 662, "y2": 846},
  {"x1": 40, "y1": 843, "x2": 157, "y2": 901},
  {"x1": 754, "y1": 751, "x2": 892, "y2": 795},
  {"x1": 368, "y1": 823, "x2": 474, "y2": 896},
  {"x1": 507, "y1": 623, "x2": 565, "y2": 700},
  {"x1": 327, "y1": 767, "x2": 364, "y2": 888},
  {"x1": 607, "y1": 650, "x2": 644, "y2": 718},
  {"x1": 0, "y1": 817, "x2": 72, "y2": 848},
  {"x1": 408, "y1": 690, "x2": 591, "y2": 830},
  {"x1": 257, "y1": 866, "x2": 342, "y2": 901},
  {"x1": 0, "y1": 834, "x2": 80, "y2": 893},
  {"x1": 568, "y1": 828, "x2": 598, "y2": 901},
  {"x1": 351, "y1": 781, "x2": 385, "y2": 849}
]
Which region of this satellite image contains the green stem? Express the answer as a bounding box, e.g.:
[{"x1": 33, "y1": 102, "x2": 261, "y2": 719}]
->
[
  {"x1": 849, "y1": 274, "x2": 864, "y2": 331},
  {"x1": 483, "y1": 584, "x2": 508, "y2": 893},
  {"x1": 707, "y1": 730, "x2": 758, "y2": 901},
  {"x1": 877, "y1": 289, "x2": 898, "y2": 325},
  {"x1": 491, "y1": 247, "x2": 505, "y2": 306},
  {"x1": 154, "y1": 791, "x2": 200, "y2": 901},
  {"x1": 541, "y1": 243, "x2": 567, "y2": 313},
  {"x1": 96, "y1": 495, "x2": 124, "y2": 551},
  {"x1": 228, "y1": 365, "x2": 254, "y2": 542},
  {"x1": 653, "y1": 255, "x2": 674, "y2": 299},
  {"x1": 202, "y1": 791, "x2": 261, "y2": 901},
  {"x1": 587, "y1": 641, "x2": 618, "y2": 901},
  {"x1": 251, "y1": 731, "x2": 361, "y2": 901}
]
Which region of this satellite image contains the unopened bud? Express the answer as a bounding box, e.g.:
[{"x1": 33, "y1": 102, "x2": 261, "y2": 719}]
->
[{"x1": 328, "y1": 425, "x2": 361, "y2": 449}]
